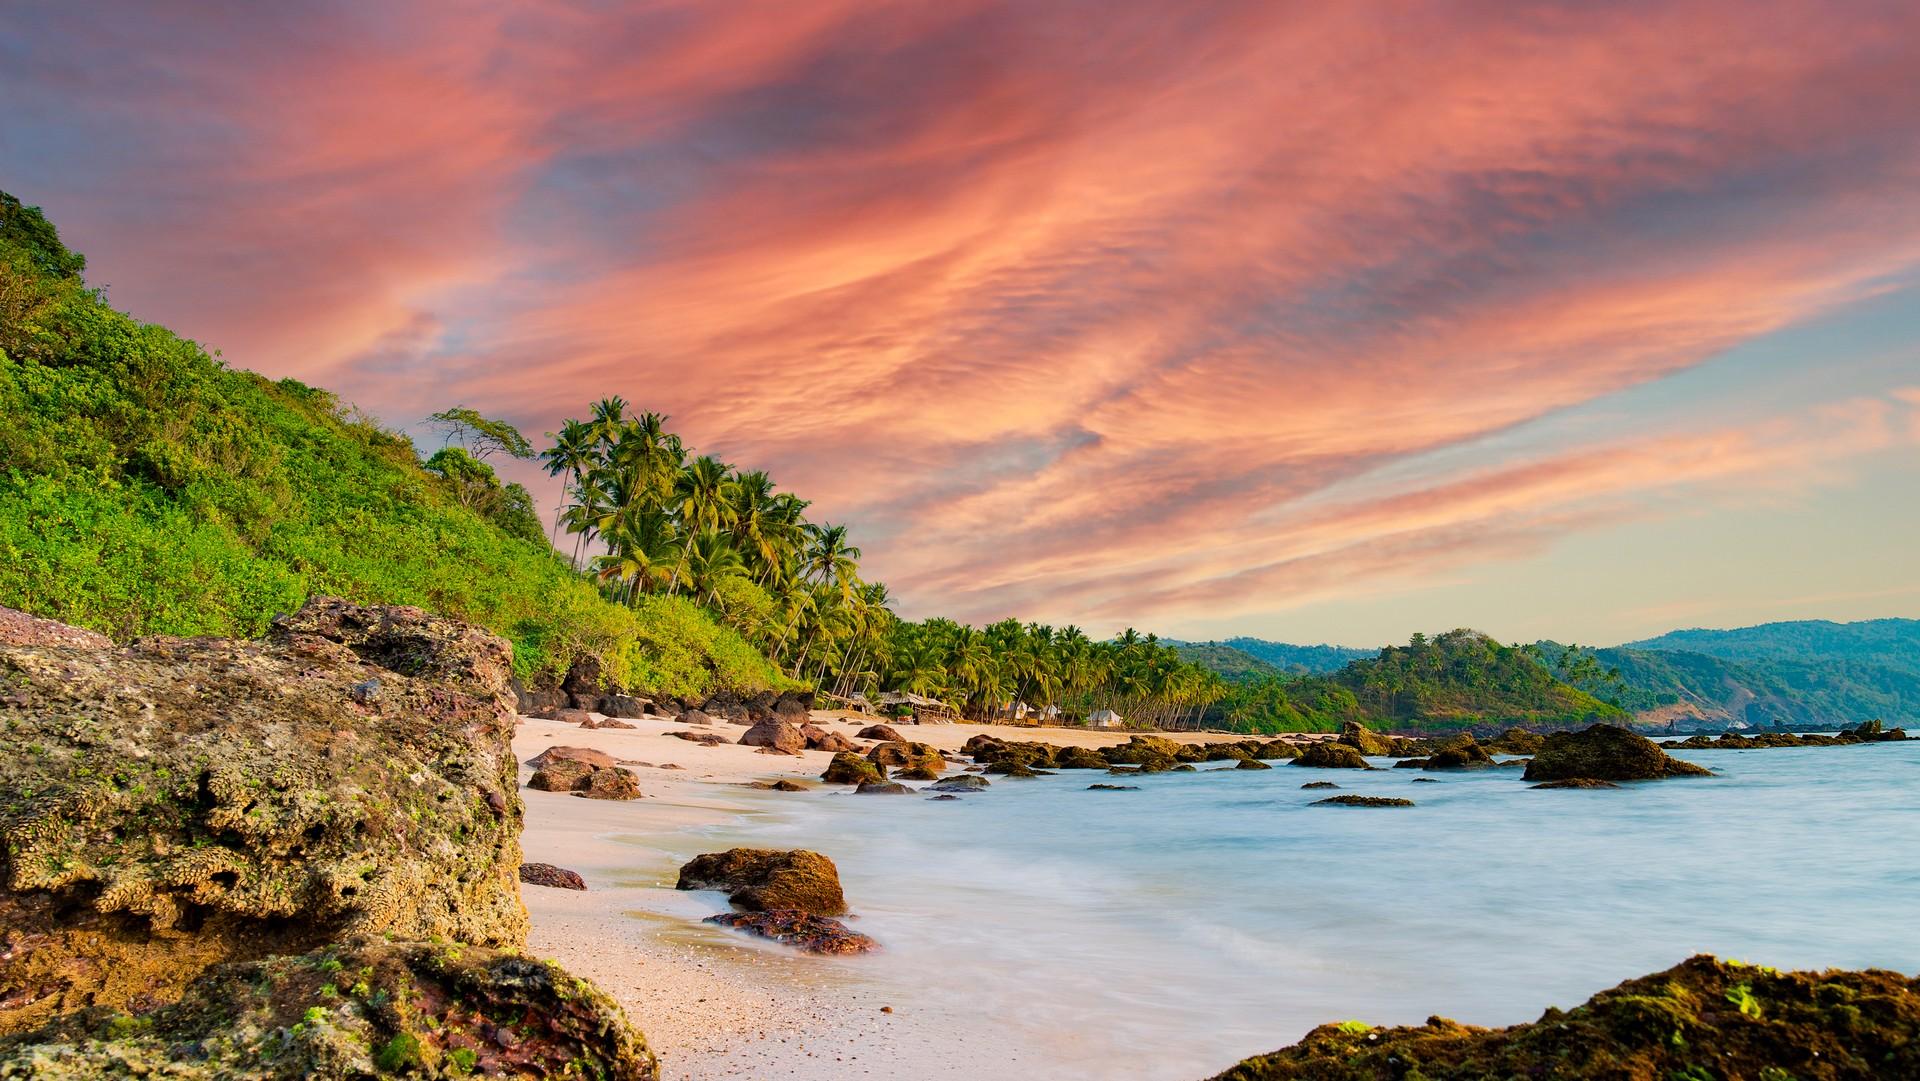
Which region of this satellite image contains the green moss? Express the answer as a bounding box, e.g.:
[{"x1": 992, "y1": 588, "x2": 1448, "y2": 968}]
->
[{"x1": 373, "y1": 1031, "x2": 422, "y2": 1072}]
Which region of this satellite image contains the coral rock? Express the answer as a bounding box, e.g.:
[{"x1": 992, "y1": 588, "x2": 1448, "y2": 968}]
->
[
  {"x1": 704, "y1": 911, "x2": 877, "y2": 955},
  {"x1": 675, "y1": 849, "x2": 847, "y2": 916},
  {"x1": 520, "y1": 863, "x2": 588, "y2": 890}
]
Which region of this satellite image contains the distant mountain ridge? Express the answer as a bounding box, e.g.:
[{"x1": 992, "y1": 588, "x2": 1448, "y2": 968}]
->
[{"x1": 1186, "y1": 617, "x2": 1919, "y2": 730}]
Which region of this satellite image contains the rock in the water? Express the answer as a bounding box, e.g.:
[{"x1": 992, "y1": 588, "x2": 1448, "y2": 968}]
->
[
  {"x1": 1087, "y1": 784, "x2": 1140, "y2": 791},
  {"x1": 0, "y1": 938, "x2": 657, "y2": 1080},
  {"x1": 822, "y1": 751, "x2": 886, "y2": 785},
  {"x1": 1530, "y1": 777, "x2": 1622, "y2": 790},
  {"x1": 1300, "y1": 781, "x2": 1341, "y2": 789},
  {"x1": 1522, "y1": 724, "x2": 1713, "y2": 782},
  {"x1": 704, "y1": 911, "x2": 877, "y2": 955},
  {"x1": 1483, "y1": 727, "x2": 1546, "y2": 755},
  {"x1": 1337, "y1": 721, "x2": 1394, "y2": 756},
  {"x1": 1293, "y1": 742, "x2": 1371, "y2": 769},
  {"x1": 1411, "y1": 777, "x2": 1442, "y2": 784},
  {"x1": 1312, "y1": 795, "x2": 1415, "y2": 807},
  {"x1": 575, "y1": 766, "x2": 642, "y2": 800},
  {"x1": 929, "y1": 793, "x2": 961, "y2": 801},
  {"x1": 1235, "y1": 757, "x2": 1273, "y2": 770},
  {"x1": 856, "y1": 781, "x2": 913, "y2": 795},
  {"x1": 739, "y1": 718, "x2": 807, "y2": 754},
  {"x1": 1424, "y1": 734, "x2": 1495, "y2": 770},
  {"x1": 675, "y1": 849, "x2": 847, "y2": 915},
  {"x1": 856, "y1": 724, "x2": 904, "y2": 742},
  {"x1": 528, "y1": 745, "x2": 617, "y2": 770},
  {"x1": 520, "y1": 862, "x2": 589, "y2": 890},
  {"x1": 929, "y1": 775, "x2": 991, "y2": 792},
  {"x1": 749, "y1": 779, "x2": 810, "y2": 792},
  {"x1": 0, "y1": 598, "x2": 526, "y2": 1035},
  {"x1": 1057, "y1": 746, "x2": 1111, "y2": 770},
  {"x1": 1103, "y1": 735, "x2": 1183, "y2": 764},
  {"x1": 1208, "y1": 955, "x2": 1920, "y2": 1081}
]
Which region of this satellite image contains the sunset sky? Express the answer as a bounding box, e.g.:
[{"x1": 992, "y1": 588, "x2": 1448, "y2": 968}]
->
[{"x1": 6, "y1": 1, "x2": 1918, "y2": 647}]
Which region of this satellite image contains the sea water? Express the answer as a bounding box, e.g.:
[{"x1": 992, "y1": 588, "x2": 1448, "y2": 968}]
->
[{"x1": 675, "y1": 742, "x2": 1920, "y2": 1079}]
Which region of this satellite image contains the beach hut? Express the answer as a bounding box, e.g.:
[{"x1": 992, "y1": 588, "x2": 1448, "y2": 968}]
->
[
  {"x1": 877, "y1": 691, "x2": 960, "y2": 723},
  {"x1": 1086, "y1": 708, "x2": 1124, "y2": 729},
  {"x1": 1003, "y1": 700, "x2": 1035, "y2": 722}
]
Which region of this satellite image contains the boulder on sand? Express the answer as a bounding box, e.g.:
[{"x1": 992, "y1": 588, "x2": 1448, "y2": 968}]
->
[
  {"x1": 576, "y1": 766, "x2": 642, "y2": 800},
  {"x1": 1522, "y1": 724, "x2": 1713, "y2": 782},
  {"x1": 857, "y1": 723, "x2": 904, "y2": 742},
  {"x1": 529, "y1": 759, "x2": 596, "y2": 791},
  {"x1": 822, "y1": 751, "x2": 886, "y2": 785},
  {"x1": 521, "y1": 862, "x2": 589, "y2": 890},
  {"x1": 1293, "y1": 742, "x2": 1371, "y2": 769},
  {"x1": 739, "y1": 717, "x2": 807, "y2": 755},
  {"x1": 676, "y1": 708, "x2": 716, "y2": 726},
  {"x1": 529, "y1": 745, "x2": 618, "y2": 770},
  {"x1": 675, "y1": 849, "x2": 847, "y2": 915},
  {"x1": 537, "y1": 706, "x2": 596, "y2": 725},
  {"x1": 799, "y1": 723, "x2": 858, "y2": 753}
]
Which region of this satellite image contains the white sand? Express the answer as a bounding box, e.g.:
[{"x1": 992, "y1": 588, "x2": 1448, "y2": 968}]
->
[{"x1": 514, "y1": 712, "x2": 1315, "y2": 1079}]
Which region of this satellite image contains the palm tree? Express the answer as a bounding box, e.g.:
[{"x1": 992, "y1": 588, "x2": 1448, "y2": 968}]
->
[
  {"x1": 670, "y1": 456, "x2": 737, "y2": 593},
  {"x1": 539, "y1": 418, "x2": 596, "y2": 548},
  {"x1": 801, "y1": 523, "x2": 862, "y2": 599},
  {"x1": 683, "y1": 530, "x2": 747, "y2": 606},
  {"x1": 592, "y1": 507, "x2": 681, "y2": 602}
]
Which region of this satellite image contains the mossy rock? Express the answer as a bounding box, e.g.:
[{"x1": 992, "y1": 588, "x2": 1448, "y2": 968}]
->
[
  {"x1": 675, "y1": 849, "x2": 846, "y2": 916},
  {"x1": 1293, "y1": 743, "x2": 1370, "y2": 769},
  {"x1": 1056, "y1": 747, "x2": 1111, "y2": 770},
  {"x1": 1211, "y1": 955, "x2": 1920, "y2": 1080},
  {"x1": 1424, "y1": 735, "x2": 1494, "y2": 770},
  {"x1": 1336, "y1": 721, "x2": 1394, "y2": 756},
  {"x1": 1483, "y1": 727, "x2": 1546, "y2": 755},
  {"x1": 1103, "y1": 736, "x2": 1183, "y2": 765},
  {"x1": 0, "y1": 599, "x2": 527, "y2": 1036},
  {"x1": 866, "y1": 741, "x2": 943, "y2": 775},
  {"x1": 1311, "y1": 795, "x2": 1414, "y2": 808},
  {"x1": 1234, "y1": 757, "x2": 1273, "y2": 771},
  {"x1": 821, "y1": 752, "x2": 884, "y2": 786},
  {"x1": 1531, "y1": 778, "x2": 1621, "y2": 790},
  {"x1": 1523, "y1": 725, "x2": 1713, "y2": 783},
  {"x1": 0, "y1": 938, "x2": 655, "y2": 1079}
]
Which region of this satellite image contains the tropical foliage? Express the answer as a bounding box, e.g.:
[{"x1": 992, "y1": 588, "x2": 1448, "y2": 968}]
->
[
  {"x1": 0, "y1": 191, "x2": 781, "y2": 696},
  {"x1": 541, "y1": 404, "x2": 1230, "y2": 723}
]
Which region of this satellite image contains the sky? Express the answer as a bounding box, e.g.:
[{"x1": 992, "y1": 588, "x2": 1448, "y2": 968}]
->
[{"x1": 4, "y1": 1, "x2": 1919, "y2": 647}]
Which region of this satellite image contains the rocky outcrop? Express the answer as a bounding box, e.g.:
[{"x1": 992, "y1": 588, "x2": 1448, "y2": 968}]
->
[
  {"x1": 1483, "y1": 727, "x2": 1546, "y2": 755},
  {"x1": 0, "y1": 598, "x2": 527, "y2": 1035},
  {"x1": 1663, "y1": 721, "x2": 1910, "y2": 751},
  {"x1": 699, "y1": 690, "x2": 750, "y2": 723},
  {"x1": 856, "y1": 781, "x2": 913, "y2": 795},
  {"x1": 1311, "y1": 795, "x2": 1415, "y2": 807},
  {"x1": 868, "y1": 740, "x2": 944, "y2": 775},
  {"x1": 601, "y1": 693, "x2": 650, "y2": 719},
  {"x1": 528, "y1": 745, "x2": 617, "y2": 771},
  {"x1": 561, "y1": 651, "x2": 607, "y2": 697},
  {"x1": 929, "y1": 775, "x2": 991, "y2": 792},
  {"x1": 798, "y1": 724, "x2": 859, "y2": 753},
  {"x1": 1210, "y1": 955, "x2": 1920, "y2": 1081},
  {"x1": 1522, "y1": 724, "x2": 1713, "y2": 782},
  {"x1": 704, "y1": 912, "x2": 876, "y2": 955},
  {"x1": 528, "y1": 760, "x2": 640, "y2": 800},
  {"x1": 0, "y1": 599, "x2": 652, "y2": 1075},
  {"x1": 822, "y1": 751, "x2": 886, "y2": 785},
  {"x1": 0, "y1": 606, "x2": 112, "y2": 650},
  {"x1": 857, "y1": 724, "x2": 904, "y2": 742},
  {"x1": 520, "y1": 863, "x2": 589, "y2": 890},
  {"x1": 676, "y1": 849, "x2": 847, "y2": 915},
  {"x1": 576, "y1": 767, "x2": 642, "y2": 800},
  {"x1": 1293, "y1": 742, "x2": 1371, "y2": 769},
  {"x1": 0, "y1": 938, "x2": 656, "y2": 1080}
]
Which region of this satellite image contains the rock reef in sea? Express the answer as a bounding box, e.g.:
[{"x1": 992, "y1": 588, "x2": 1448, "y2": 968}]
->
[
  {"x1": 1522, "y1": 724, "x2": 1712, "y2": 782},
  {"x1": 1209, "y1": 955, "x2": 1920, "y2": 1081}
]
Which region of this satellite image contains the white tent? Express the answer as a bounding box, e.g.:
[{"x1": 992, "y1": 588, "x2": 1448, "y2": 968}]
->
[{"x1": 1086, "y1": 708, "x2": 1124, "y2": 728}]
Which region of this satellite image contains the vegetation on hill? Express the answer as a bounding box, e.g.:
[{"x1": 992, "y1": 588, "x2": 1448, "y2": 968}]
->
[
  {"x1": 1536, "y1": 635, "x2": 1920, "y2": 728},
  {"x1": 1208, "y1": 630, "x2": 1626, "y2": 734},
  {"x1": 0, "y1": 191, "x2": 780, "y2": 697},
  {"x1": 1172, "y1": 642, "x2": 1286, "y2": 683},
  {"x1": 1625, "y1": 617, "x2": 1920, "y2": 670},
  {"x1": 543, "y1": 403, "x2": 1230, "y2": 723},
  {"x1": 1212, "y1": 637, "x2": 1374, "y2": 674}
]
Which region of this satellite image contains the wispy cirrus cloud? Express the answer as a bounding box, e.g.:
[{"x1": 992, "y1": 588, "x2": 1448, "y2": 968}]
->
[{"x1": 4, "y1": 0, "x2": 1918, "y2": 636}]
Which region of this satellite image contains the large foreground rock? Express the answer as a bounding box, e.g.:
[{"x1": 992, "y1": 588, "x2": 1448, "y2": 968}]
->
[
  {"x1": 675, "y1": 849, "x2": 847, "y2": 916},
  {"x1": 0, "y1": 598, "x2": 528, "y2": 1035},
  {"x1": 0, "y1": 938, "x2": 655, "y2": 1080},
  {"x1": 1210, "y1": 955, "x2": 1920, "y2": 1080},
  {"x1": 738, "y1": 718, "x2": 806, "y2": 754},
  {"x1": 1522, "y1": 724, "x2": 1712, "y2": 782}
]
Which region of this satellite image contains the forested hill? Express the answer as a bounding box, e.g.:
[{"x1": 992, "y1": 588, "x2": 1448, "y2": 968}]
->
[
  {"x1": 1538, "y1": 622, "x2": 1920, "y2": 728},
  {"x1": 1207, "y1": 629, "x2": 1625, "y2": 734},
  {"x1": 1625, "y1": 618, "x2": 1920, "y2": 671},
  {"x1": 0, "y1": 191, "x2": 780, "y2": 696},
  {"x1": 1207, "y1": 638, "x2": 1375, "y2": 674},
  {"x1": 1171, "y1": 642, "x2": 1285, "y2": 682}
]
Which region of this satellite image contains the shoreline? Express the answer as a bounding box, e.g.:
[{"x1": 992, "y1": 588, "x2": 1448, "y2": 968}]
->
[{"x1": 513, "y1": 712, "x2": 1282, "y2": 1079}]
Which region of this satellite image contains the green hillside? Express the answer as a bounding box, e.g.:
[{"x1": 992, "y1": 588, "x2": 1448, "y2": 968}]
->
[
  {"x1": 1215, "y1": 637, "x2": 1374, "y2": 673},
  {"x1": 1537, "y1": 635, "x2": 1920, "y2": 728},
  {"x1": 0, "y1": 191, "x2": 781, "y2": 697},
  {"x1": 1173, "y1": 642, "x2": 1286, "y2": 683},
  {"x1": 1213, "y1": 629, "x2": 1625, "y2": 734}
]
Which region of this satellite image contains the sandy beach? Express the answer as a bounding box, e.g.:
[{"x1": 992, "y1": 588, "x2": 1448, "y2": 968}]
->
[{"x1": 514, "y1": 711, "x2": 1308, "y2": 1079}]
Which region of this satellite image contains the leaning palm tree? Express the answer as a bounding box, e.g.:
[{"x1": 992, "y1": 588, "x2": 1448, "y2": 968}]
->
[{"x1": 539, "y1": 418, "x2": 596, "y2": 548}]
